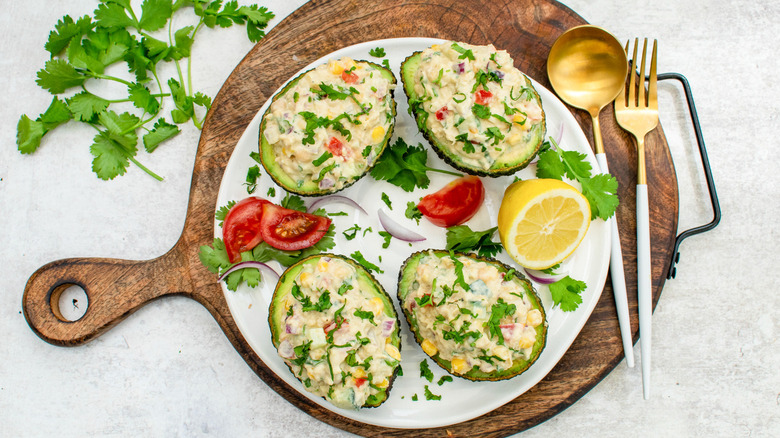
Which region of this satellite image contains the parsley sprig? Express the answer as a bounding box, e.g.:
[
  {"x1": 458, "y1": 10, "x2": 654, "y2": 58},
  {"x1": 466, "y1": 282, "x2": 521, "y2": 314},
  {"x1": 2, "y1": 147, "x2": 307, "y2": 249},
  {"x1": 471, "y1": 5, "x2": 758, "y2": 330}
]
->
[{"x1": 18, "y1": 0, "x2": 274, "y2": 181}]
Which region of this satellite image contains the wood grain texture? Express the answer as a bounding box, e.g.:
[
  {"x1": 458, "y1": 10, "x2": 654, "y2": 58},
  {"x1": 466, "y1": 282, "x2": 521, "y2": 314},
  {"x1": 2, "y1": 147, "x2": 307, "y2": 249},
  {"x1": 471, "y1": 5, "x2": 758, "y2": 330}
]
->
[{"x1": 22, "y1": 0, "x2": 679, "y2": 436}]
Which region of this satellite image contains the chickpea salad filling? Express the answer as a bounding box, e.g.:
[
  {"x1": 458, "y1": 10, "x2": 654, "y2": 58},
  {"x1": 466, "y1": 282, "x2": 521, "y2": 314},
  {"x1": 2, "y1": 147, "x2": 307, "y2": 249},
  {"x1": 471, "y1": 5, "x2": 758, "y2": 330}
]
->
[
  {"x1": 400, "y1": 251, "x2": 547, "y2": 379},
  {"x1": 271, "y1": 255, "x2": 401, "y2": 409},
  {"x1": 260, "y1": 57, "x2": 396, "y2": 193},
  {"x1": 407, "y1": 41, "x2": 545, "y2": 172}
]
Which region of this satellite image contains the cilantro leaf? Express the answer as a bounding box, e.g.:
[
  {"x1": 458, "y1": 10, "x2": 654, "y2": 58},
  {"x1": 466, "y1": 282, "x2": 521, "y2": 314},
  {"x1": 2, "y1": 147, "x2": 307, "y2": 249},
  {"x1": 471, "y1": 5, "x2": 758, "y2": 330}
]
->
[
  {"x1": 16, "y1": 115, "x2": 45, "y2": 155},
  {"x1": 370, "y1": 138, "x2": 461, "y2": 192},
  {"x1": 580, "y1": 173, "x2": 620, "y2": 221},
  {"x1": 93, "y1": 2, "x2": 137, "y2": 30},
  {"x1": 445, "y1": 225, "x2": 502, "y2": 258},
  {"x1": 36, "y1": 59, "x2": 86, "y2": 94},
  {"x1": 536, "y1": 138, "x2": 619, "y2": 220},
  {"x1": 128, "y1": 83, "x2": 160, "y2": 115},
  {"x1": 548, "y1": 275, "x2": 586, "y2": 311},
  {"x1": 67, "y1": 92, "x2": 110, "y2": 122},
  {"x1": 45, "y1": 15, "x2": 94, "y2": 56},
  {"x1": 90, "y1": 131, "x2": 132, "y2": 180},
  {"x1": 143, "y1": 118, "x2": 180, "y2": 152},
  {"x1": 139, "y1": 0, "x2": 172, "y2": 32},
  {"x1": 369, "y1": 47, "x2": 386, "y2": 57},
  {"x1": 215, "y1": 200, "x2": 237, "y2": 227},
  {"x1": 281, "y1": 193, "x2": 306, "y2": 212}
]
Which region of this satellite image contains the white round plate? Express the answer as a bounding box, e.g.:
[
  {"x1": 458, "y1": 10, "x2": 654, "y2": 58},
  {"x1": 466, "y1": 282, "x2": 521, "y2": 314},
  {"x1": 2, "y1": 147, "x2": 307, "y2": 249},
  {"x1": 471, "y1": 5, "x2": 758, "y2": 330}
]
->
[{"x1": 215, "y1": 38, "x2": 610, "y2": 428}]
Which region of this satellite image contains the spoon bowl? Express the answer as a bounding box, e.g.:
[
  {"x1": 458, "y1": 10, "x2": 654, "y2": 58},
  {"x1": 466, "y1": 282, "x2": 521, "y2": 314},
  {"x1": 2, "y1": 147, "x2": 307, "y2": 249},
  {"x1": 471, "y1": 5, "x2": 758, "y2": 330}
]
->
[{"x1": 547, "y1": 25, "x2": 628, "y2": 153}]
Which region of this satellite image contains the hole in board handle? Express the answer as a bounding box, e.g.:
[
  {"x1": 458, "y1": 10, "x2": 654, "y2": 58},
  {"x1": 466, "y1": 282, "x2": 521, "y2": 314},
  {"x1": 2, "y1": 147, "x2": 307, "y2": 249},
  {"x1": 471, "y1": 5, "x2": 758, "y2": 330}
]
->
[{"x1": 49, "y1": 283, "x2": 89, "y2": 322}]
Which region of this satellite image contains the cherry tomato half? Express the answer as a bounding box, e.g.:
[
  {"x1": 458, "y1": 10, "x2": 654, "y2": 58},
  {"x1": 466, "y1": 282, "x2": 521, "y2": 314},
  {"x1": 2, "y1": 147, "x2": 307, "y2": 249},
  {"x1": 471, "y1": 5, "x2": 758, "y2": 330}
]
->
[
  {"x1": 222, "y1": 197, "x2": 271, "y2": 263},
  {"x1": 341, "y1": 70, "x2": 359, "y2": 84},
  {"x1": 417, "y1": 175, "x2": 485, "y2": 228},
  {"x1": 260, "y1": 203, "x2": 332, "y2": 251},
  {"x1": 475, "y1": 89, "x2": 493, "y2": 105}
]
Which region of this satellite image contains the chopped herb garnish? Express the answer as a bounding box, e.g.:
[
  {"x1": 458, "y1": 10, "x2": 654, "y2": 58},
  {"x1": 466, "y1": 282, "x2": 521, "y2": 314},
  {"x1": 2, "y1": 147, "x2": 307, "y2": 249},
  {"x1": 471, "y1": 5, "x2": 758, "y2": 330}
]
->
[
  {"x1": 312, "y1": 151, "x2": 333, "y2": 166},
  {"x1": 437, "y1": 375, "x2": 453, "y2": 386},
  {"x1": 353, "y1": 308, "x2": 377, "y2": 325},
  {"x1": 451, "y1": 43, "x2": 475, "y2": 61},
  {"x1": 424, "y1": 385, "x2": 442, "y2": 401},
  {"x1": 471, "y1": 104, "x2": 492, "y2": 120},
  {"x1": 342, "y1": 224, "x2": 361, "y2": 241},
  {"x1": 485, "y1": 299, "x2": 516, "y2": 344},
  {"x1": 381, "y1": 192, "x2": 392, "y2": 209},
  {"x1": 369, "y1": 47, "x2": 386, "y2": 57},
  {"x1": 405, "y1": 201, "x2": 422, "y2": 225},
  {"x1": 420, "y1": 360, "x2": 434, "y2": 382},
  {"x1": 350, "y1": 251, "x2": 383, "y2": 274},
  {"x1": 379, "y1": 231, "x2": 392, "y2": 248},
  {"x1": 445, "y1": 225, "x2": 502, "y2": 258}
]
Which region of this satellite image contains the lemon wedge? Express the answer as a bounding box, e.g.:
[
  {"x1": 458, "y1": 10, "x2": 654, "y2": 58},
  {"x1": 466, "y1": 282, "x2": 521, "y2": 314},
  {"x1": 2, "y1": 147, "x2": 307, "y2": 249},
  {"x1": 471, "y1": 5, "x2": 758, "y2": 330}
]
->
[{"x1": 497, "y1": 179, "x2": 591, "y2": 270}]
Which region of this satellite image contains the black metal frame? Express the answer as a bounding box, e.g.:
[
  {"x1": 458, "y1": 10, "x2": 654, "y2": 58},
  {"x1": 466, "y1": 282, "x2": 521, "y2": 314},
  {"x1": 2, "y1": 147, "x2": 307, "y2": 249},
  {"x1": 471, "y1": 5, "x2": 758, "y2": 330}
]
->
[{"x1": 658, "y1": 72, "x2": 721, "y2": 279}]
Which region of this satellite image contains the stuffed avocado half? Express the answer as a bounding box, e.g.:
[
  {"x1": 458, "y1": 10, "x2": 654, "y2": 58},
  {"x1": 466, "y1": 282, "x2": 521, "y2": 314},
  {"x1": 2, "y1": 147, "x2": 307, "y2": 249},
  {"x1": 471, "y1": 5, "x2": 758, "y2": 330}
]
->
[
  {"x1": 401, "y1": 41, "x2": 546, "y2": 176},
  {"x1": 269, "y1": 254, "x2": 402, "y2": 409},
  {"x1": 259, "y1": 58, "x2": 397, "y2": 196},
  {"x1": 398, "y1": 250, "x2": 547, "y2": 381}
]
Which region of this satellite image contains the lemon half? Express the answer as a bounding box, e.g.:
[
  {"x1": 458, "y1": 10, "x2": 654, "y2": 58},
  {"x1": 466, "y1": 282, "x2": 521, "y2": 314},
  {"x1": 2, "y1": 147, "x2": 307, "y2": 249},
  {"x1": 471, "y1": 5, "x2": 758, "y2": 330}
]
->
[{"x1": 498, "y1": 179, "x2": 591, "y2": 270}]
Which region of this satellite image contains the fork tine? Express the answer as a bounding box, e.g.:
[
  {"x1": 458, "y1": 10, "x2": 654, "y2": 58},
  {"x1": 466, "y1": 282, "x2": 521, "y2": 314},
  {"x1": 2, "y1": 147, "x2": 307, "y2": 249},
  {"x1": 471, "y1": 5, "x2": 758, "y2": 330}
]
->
[
  {"x1": 616, "y1": 41, "x2": 629, "y2": 108},
  {"x1": 638, "y1": 38, "x2": 648, "y2": 108},
  {"x1": 628, "y1": 38, "x2": 638, "y2": 107},
  {"x1": 648, "y1": 39, "x2": 658, "y2": 109}
]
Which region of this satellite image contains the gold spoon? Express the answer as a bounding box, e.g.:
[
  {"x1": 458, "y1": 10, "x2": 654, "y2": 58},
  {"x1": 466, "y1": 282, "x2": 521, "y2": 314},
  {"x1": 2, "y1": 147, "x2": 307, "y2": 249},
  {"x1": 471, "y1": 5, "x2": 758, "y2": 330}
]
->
[{"x1": 547, "y1": 25, "x2": 634, "y2": 368}]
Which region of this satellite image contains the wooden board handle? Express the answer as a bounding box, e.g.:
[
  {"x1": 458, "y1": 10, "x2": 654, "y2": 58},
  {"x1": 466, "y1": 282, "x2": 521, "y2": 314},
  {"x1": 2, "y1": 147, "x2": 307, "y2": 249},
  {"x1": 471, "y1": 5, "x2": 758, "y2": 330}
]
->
[{"x1": 23, "y1": 250, "x2": 192, "y2": 346}]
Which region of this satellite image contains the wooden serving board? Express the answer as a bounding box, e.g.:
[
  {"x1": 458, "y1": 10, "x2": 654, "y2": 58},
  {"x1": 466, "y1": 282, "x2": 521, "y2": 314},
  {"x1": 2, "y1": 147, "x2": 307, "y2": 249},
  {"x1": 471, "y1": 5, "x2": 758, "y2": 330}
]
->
[{"x1": 23, "y1": 0, "x2": 678, "y2": 436}]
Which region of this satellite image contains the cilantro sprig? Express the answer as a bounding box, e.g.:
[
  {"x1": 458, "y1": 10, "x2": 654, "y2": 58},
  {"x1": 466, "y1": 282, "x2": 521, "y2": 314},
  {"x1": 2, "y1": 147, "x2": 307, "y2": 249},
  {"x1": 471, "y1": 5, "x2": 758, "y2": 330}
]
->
[
  {"x1": 18, "y1": 0, "x2": 274, "y2": 181},
  {"x1": 445, "y1": 225, "x2": 502, "y2": 258},
  {"x1": 370, "y1": 138, "x2": 462, "y2": 192},
  {"x1": 536, "y1": 138, "x2": 619, "y2": 220}
]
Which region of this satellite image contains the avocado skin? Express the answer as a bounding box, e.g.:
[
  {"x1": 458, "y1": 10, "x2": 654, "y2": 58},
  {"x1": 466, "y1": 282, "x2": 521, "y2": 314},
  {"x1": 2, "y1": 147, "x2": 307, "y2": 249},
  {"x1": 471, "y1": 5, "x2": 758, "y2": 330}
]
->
[
  {"x1": 400, "y1": 50, "x2": 546, "y2": 177},
  {"x1": 397, "y1": 250, "x2": 548, "y2": 381},
  {"x1": 259, "y1": 61, "x2": 397, "y2": 197},
  {"x1": 268, "y1": 253, "x2": 401, "y2": 408}
]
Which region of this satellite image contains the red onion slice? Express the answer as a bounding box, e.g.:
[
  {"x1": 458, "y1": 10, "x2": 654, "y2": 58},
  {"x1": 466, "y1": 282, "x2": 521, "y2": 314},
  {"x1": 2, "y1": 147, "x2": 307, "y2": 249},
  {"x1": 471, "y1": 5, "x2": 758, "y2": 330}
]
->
[
  {"x1": 307, "y1": 195, "x2": 367, "y2": 215},
  {"x1": 523, "y1": 267, "x2": 566, "y2": 285},
  {"x1": 377, "y1": 208, "x2": 426, "y2": 242},
  {"x1": 218, "y1": 261, "x2": 280, "y2": 283}
]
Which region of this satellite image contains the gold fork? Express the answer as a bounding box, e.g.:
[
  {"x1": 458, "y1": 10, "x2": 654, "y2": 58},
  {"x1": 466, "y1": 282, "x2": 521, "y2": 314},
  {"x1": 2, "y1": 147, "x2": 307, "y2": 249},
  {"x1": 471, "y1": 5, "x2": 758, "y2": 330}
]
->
[{"x1": 614, "y1": 38, "x2": 658, "y2": 400}]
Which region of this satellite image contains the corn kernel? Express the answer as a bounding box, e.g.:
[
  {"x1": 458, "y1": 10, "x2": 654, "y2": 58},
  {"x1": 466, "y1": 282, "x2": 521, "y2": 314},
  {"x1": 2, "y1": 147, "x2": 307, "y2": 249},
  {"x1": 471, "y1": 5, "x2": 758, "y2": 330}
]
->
[
  {"x1": 371, "y1": 126, "x2": 385, "y2": 142},
  {"x1": 421, "y1": 339, "x2": 438, "y2": 357},
  {"x1": 352, "y1": 367, "x2": 367, "y2": 379},
  {"x1": 431, "y1": 44, "x2": 440, "y2": 51},
  {"x1": 385, "y1": 344, "x2": 401, "y2": 361},
  {"x1": 526, "y1": 309, "x2": 543, "y2": 327},
  {"x1": 518, "y1": 333, "x2": 535, "y2": 349},
  {"x1": 317, "y1": 260, "x2": 329, "y2": 272},
  {"x1": 374, "y1": 378, "x2": 389, "y2": 388},
  {"x1": 451, "y1": 357, "x2": 468, "y2": 374},
  {"x1": 469, "y1": 127, "x2": 477, "y2": 134},
  {"x1": 299, "y1": 272, "x2": 310, "y2": 283},
  {"x1": 507, "y1": 132, "x2": 523, "y2": 146},
  {"x1": 368, "y1": 297, "x2": 384, "y2": 317},
  {"x1": 329, "y1": 60, "x2": 345, "y2": 75}
]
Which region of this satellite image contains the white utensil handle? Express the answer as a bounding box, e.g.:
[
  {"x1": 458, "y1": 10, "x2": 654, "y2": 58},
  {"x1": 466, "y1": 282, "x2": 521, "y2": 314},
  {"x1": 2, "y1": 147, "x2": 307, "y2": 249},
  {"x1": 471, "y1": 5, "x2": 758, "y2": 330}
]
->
[
  {"x1": 636, "y1": 184, "x2": 652, "y2": 399},
  {"x1": 595, "y1": 153, "x2": 634, "y2": 368}
]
